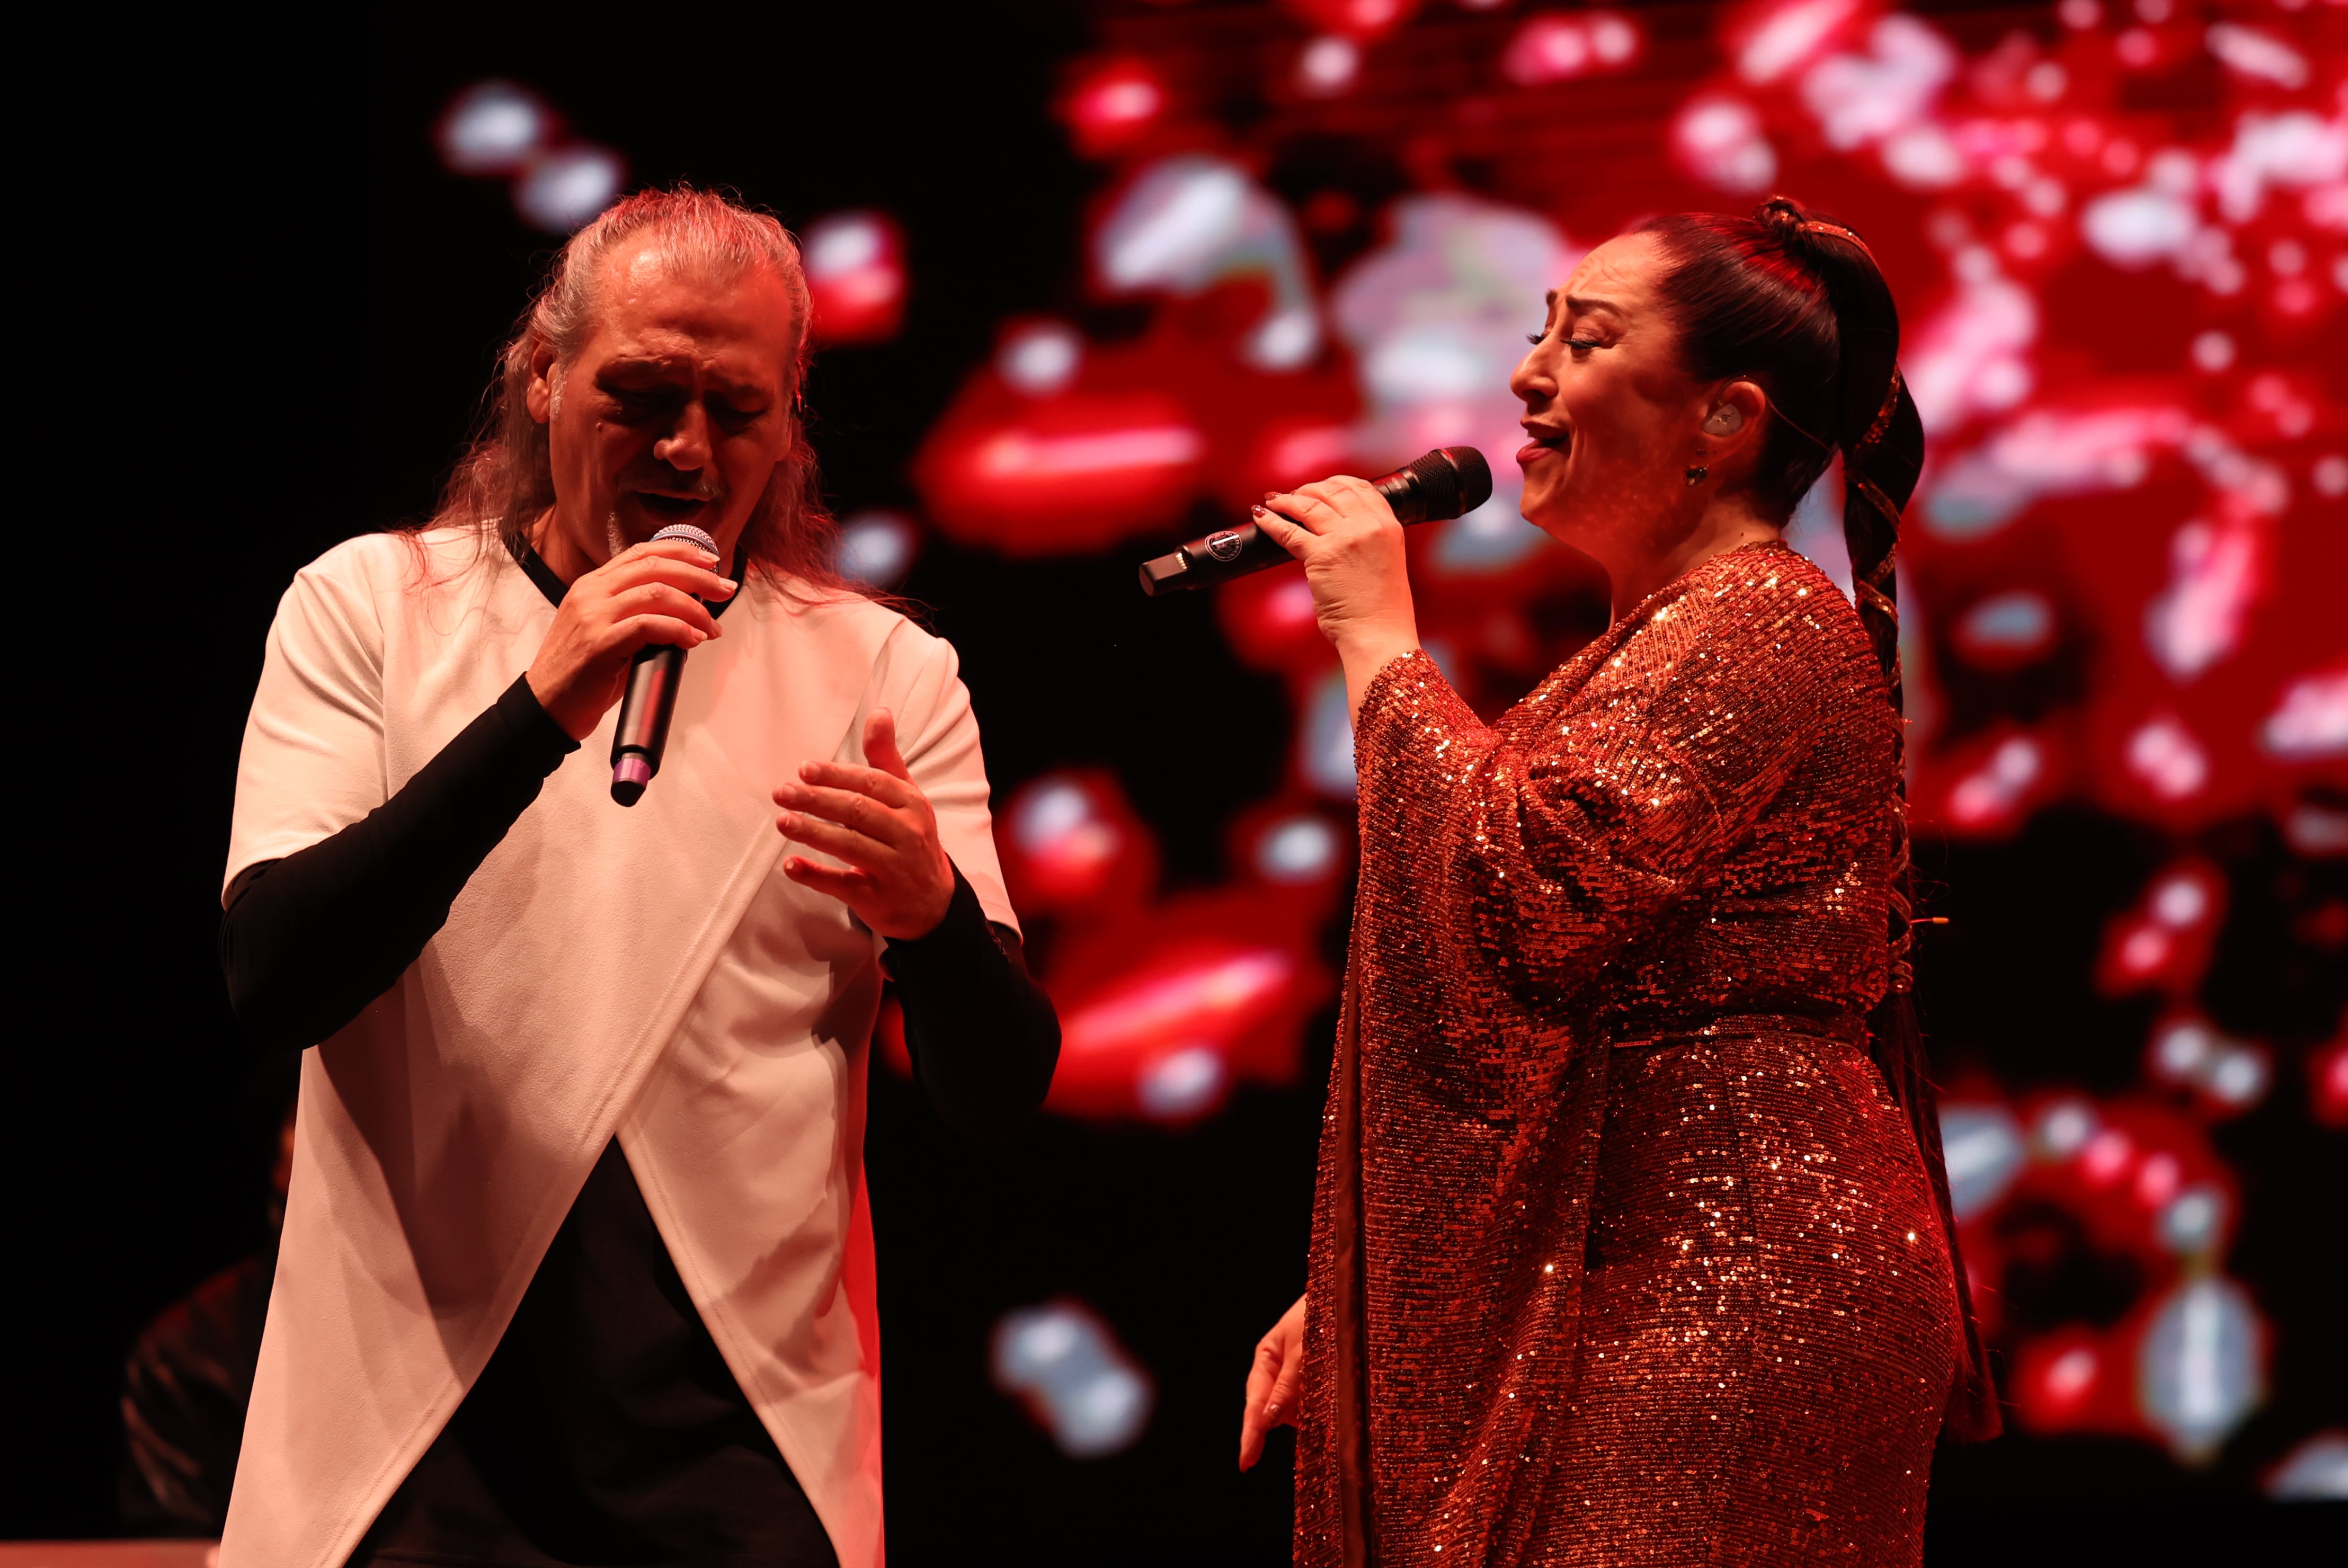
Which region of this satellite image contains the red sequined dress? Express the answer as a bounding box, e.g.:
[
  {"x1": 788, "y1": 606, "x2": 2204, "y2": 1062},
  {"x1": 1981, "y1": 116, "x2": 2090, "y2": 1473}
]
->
[{"x1": 1296, "y1": 544, "x2": 1960, "y2": 1567}]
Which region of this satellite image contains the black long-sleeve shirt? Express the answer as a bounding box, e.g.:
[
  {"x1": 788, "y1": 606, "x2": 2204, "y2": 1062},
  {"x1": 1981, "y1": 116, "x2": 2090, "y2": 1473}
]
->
[{"x1": 220, "y1": 551, "x2": 1057, "y2": 1565}]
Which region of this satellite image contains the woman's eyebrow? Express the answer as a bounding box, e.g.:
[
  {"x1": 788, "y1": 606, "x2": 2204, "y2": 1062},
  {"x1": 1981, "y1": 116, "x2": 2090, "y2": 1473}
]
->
[{"x1": 1564, "y1": 294, "x2": 1625, "y2": 318}]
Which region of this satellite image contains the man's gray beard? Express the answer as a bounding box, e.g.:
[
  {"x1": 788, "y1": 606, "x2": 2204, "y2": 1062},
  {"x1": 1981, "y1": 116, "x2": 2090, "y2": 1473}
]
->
[{"x1": 603, "y1": 510, "x2": 630, "y2": 560}]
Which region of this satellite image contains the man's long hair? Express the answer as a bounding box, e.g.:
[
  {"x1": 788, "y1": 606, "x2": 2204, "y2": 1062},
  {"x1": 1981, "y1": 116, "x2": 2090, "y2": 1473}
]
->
[{"x1": 407, "y1": 186, "x2": 850, "y2": 598}]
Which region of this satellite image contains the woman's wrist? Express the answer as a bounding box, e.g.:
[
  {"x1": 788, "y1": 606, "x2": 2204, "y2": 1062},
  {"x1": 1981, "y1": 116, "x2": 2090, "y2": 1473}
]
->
[{"x1": 1337, "y1": 626, "x2": 1422, "y2": 721}]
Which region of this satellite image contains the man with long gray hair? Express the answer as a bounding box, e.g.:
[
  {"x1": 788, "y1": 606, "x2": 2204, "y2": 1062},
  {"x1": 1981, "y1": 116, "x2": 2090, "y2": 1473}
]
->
[{"x1": 218, "y1": 187, "x2": 1058, "y2": 1566}]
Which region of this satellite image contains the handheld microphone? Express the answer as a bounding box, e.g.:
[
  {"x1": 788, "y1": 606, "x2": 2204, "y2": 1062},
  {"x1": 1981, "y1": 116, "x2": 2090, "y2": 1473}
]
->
[
  {"x1": 1136, "y1": 447, "x2": 1492, "y2": 596},
  {"x1": 610, "y1": 522, "x2": 719, "y2": 807}
]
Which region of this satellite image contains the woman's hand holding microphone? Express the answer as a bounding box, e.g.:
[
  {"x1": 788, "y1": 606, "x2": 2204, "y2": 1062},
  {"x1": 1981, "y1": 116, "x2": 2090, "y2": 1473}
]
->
[{"x1": 1251, "y1": 478, "x2": 1422, "y2": 721}]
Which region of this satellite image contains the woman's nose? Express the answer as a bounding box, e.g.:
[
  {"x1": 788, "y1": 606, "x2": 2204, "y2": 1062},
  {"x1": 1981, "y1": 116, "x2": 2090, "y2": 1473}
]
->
[{"x1": 1509, "y1": 349, "x2": 1552, "y2": 407}]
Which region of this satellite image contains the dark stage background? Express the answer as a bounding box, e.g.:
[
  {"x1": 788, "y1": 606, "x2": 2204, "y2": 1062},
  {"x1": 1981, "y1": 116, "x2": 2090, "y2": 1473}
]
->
[{"x1": 21, "y1": 1, "x2": 2345, "y2": 1562}]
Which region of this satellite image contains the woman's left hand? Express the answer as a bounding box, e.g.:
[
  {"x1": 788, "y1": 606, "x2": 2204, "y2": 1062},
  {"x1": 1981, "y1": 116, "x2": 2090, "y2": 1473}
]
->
[
  {"x1": 775, "y1": 709, "x2": 956, "y2": 940},
  {"x1": 1252, "y1": 478, "x2": 1421, "y2": 717}
]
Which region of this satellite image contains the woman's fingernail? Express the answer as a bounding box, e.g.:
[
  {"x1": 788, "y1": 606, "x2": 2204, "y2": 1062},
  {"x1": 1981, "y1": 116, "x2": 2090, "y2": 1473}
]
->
[
  {"x1": 721, "y1": 578, "x2": 740, "y2": 593},
  {"x1": 1262, "y1": 491, "x2": 1278, "y2": 503},
  {"x1": 1250, "y1": 504, "x2": 1268, "y2": 518}
]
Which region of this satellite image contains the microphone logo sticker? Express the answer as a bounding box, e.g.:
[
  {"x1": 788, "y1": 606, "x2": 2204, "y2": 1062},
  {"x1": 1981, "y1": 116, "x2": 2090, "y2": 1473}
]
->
[{"x1": 1205, "y1": 529, "x2": 1244, "y2": 563}]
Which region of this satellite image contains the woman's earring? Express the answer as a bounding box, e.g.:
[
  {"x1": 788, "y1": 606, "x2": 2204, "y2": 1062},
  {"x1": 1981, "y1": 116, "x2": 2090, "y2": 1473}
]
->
[{"x1": 1684, "y1": 464, "x2": 1709, "y2": 486}]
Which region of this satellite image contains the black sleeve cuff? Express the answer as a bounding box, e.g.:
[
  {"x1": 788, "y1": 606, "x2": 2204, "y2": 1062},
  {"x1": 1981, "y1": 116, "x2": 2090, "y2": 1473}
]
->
[
  {"x1": 883, "y1": 865, "x2": 1001, "y2": 975},
  {"x1": 493, "y1": 672, "x2": 582, "y2": 773}
]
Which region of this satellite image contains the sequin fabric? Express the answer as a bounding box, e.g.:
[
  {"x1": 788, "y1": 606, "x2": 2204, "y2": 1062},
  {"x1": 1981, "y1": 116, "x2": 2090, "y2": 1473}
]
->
[{"x1": 1296, "y1": 544, "x2": 1960, "y2": 1567}]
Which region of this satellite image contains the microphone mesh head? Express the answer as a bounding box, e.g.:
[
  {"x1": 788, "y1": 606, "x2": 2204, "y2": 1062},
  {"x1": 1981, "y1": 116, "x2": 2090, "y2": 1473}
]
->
[{"x1": 650, "y1": 523, "x2": 719, "y2": 556}]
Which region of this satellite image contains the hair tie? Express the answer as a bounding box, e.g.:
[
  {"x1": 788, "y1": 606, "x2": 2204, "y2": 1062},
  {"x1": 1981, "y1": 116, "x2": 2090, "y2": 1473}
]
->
[{"x1": 1796, "y1": 218, "x2": 1876, "y2": 262}]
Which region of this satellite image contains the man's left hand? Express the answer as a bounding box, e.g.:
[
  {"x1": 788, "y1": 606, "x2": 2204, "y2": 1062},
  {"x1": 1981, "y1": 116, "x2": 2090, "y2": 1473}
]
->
[{"x1": 775, "y1": 710, "x2": 956, "y2": 940}]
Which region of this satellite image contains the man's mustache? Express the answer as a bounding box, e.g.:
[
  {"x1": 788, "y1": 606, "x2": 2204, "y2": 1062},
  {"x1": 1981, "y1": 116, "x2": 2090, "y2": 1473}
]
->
[{"x1": 620, "y1": 467, "x2": 724, "y2": 501}]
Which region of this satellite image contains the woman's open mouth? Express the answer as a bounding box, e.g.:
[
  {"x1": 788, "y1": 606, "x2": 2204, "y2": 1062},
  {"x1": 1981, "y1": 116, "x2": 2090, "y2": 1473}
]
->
[{"x1": 1516, "y1": 429, "x2": 1569, "y2": 467}]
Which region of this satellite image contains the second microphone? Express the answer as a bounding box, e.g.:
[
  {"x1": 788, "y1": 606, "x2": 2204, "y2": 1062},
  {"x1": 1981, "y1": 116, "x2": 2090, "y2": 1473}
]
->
[{"x1": 1137, "y1": 446, "x2": 1493, "y2": 596}]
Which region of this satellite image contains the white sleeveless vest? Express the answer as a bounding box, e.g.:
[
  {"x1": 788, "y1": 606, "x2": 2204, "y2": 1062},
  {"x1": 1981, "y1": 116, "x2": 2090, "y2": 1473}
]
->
[{"x1": 219, "y1": 529, "x2": 1015, "y2": 1568}]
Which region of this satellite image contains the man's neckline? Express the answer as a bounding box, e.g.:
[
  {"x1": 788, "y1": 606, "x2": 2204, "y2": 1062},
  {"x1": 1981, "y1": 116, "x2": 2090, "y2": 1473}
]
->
[{"x1": 505, "y1": 533, "x2": 747, "y2": 620}]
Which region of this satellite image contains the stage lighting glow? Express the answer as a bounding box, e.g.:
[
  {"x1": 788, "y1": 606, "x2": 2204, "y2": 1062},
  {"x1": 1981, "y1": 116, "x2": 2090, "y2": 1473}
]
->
[
  {"x1": 1954, "y1": 590, "x2": 2058, "y2": 669},
  {"x1": 1093, "y1": 156, "x2": 1322, "y2": 371},
  {"x1": 1937, "y1": 1102, "x2": 2025, "y2": 1219},
  {"x1": 998, "y1": 322, "x2": 1084, "y2": 396},
  {"x1": 802, "y1": 211, "x2": 905, "y2": 344},
  {"x1": 1733, "y1": 0, "x2": 1861, "y2": 87},
  {"x1": 2144, "y1": 519, "x2": 2261, "y2": 683},
  {"x1": 1798, "y1": 14, "x2": 1955, "y2": 154},
  {"x1": 2266, "y1": 1431, "x2": 2348, "y2": 1500},
  {"x1": 2139, "y1": 1276, "x2": 2265, "y2": 1462},
  {"x1": 1943, "y1": 732, "x2": 2048, "y2": 831},
  {"x1": 1061, "y1": 57, "x2": 1166, "y2": 158},
  {"x1": 1503, "y1": 14, "x2": 1643, "y2": 85},
  {"x1": 2260, "y1": 670, "x2": 2348, "y2": 761},
  {"x1": 1252, "y1": 815, "x2": 1341, "y2": 885},
  {"x1": 1136, "y1": 1044, "x2": 1226, "y2": 1119},
  {"x1": 991, "y1": 1303, "x2": 1154, "y2": 1459},
  {"x1": 2124, "y1": 714, "x2": 2210, "y2": 801},
  {"x1": 437, "y1": 81, "x2": 549, "y2": 175},
  {"x1": 1297, "y1": 36, "x2": 1362, "y2": 97},
  {"x1": 835, "y1": 512, "x2": 918, "y2": 589},
  {"x1": 514, "y1": 146, "x2": 625, "y2": 234},
  {"x1": 1674, "y1": 95, "x2": 1780, "y2": 192}
]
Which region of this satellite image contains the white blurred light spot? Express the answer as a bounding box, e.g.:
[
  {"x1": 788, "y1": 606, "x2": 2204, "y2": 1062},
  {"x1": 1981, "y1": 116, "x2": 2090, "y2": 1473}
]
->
[
  {"x1": 1256, "y1": 816, "x2": 1340, "y2": 884},
  {"x1": 2313, "y1": 455, "x2": 2348, "y2": 497},
  {"x1": 1302, "y1": 668, "x2": 1357, "y2": 799},
  {"x1": 2139, "y1": 1276, "x2": 2265, "y2": 1462},
  {"x1": 2133, "y1": 0, "x2": 2172, "y2": 21},
  {"x1": 1882, "y1": 125, "x2": 1964, "y2": 189},
  {"x1": 2082, "y1": 1127, "x2": 2133, "y2": 1182},
  {"x1": 2126, "y1": 713, "x2": 2209, "y2": 800},
  {"x1": 1956, "y1": 590, "x2": 2055, "y2": 661},
  {"x1": 1505, "y1": 17, "x2": 1591, "y2": 84},
  {"x1": 2026, "y1": 61, "x2": 2068, "y2": 102},
  {"x1": 1738, "y1": 0, "x2": 1860, "y2": 85},
  {"x1": 2081, "y1": 187, "x2": 2199, "y2": 268},
  {"x1": 2144, "y1": 520, "x2": 2258, "y2": 682},
  {"x1": 2261, "y1": 672, "x2": 2348, "y2": 760},
  {"x1": 439, "y1": 82, "x2": 548, "y2": 175},
  {"x1": 2267, "y1": 1432, "x2": 2348, "y2": 1500},
  {"x1": 2208, "y1": 1048, "x2": 2270, "y2": 1107},
  {"x1": 2210, "y1": 111, "x2": 2348, "y2": 225},
  {"x1": 998, "y1": 322, "x2": 1084, "y2": 395},
  {"x1": 2034, "y1": 1099, "x2": 2097, "y2": 1157},
  {"x1": 2205, "y1": 23, "x2": 2308, "y2": 88},
  {"x1": 976, "y1": 425, "x2": 1205, "y2": 479},
  {"x1": 2190, "y1": 331, "x2": 2236, "y2": 372},
  {"x1": 1799, "y1": 15, "x2": 1956, "y2": 153},
  {"x1": 2160, "y1": 1187, "x2": 2224, "y2": 1253},
  {"x1": 992, "y1": 1303, "x2": 1154, "y2": 1458},
  {"x1": 2116, "y1": 29, "x2": 2158, "y2": 68},
  {"x1": 2153, "y1": 1017, "x2": 2214, "y2": 1077},
  {"x1": 835, "y1": 512, "x2": 918, "y2": 589},
  {"x1": 2269, "y1": 238, "x2": 2308, "y2": 275},
  {"x1": 2283, "y1": 800, "x2": 2348, "y2": 856},
  {"x1": 2058, "y1": 0, "x2": 2099, "y2": 25},
  {"x1": 806, "y1": 215, "x2": 884, "y2": 277},
  {"x1": 1675, "y1": 96, "x2": 1778, "y2": 192},
  {"x1": 1947, "y1": 735, "x2": 2043, "y2": 826},
  {"x1": 1590, "y1": 14, "x2": 1639, "y2": 66},
  {"x1": 2047, "y1": 1346, "x2": 2098, "y2": 1401},
  {"x1": 514, "y1": 146, "x2": 626, "y2": 233},
  {"x1": 2150, "y1": 873, "x2": 2208, "y2": 928},
  {"x1": 1298, "y1": 36, "x2": 1361, "y2": 96},
  {"x1": 1013, "y1": 779, "x2": 1112, "y2": 859},
  {"x1": 1136, "y1": 1045, "x2": 1228, "y2": 1120},
  {"x1": 1938, "y1": 1103, "x2": 2024, "y2": 1219}
]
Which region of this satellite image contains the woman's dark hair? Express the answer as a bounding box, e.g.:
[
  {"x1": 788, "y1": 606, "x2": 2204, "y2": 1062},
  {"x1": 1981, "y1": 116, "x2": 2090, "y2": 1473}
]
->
[{"x1": 1639, "y1": 198, "x2": 2000, "y2": 1441}]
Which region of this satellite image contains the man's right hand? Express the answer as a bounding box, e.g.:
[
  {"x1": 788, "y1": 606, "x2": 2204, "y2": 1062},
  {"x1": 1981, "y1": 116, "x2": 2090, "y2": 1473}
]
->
[{"x1": 525, "y1": 538, "x2": 737, "y2": 741}]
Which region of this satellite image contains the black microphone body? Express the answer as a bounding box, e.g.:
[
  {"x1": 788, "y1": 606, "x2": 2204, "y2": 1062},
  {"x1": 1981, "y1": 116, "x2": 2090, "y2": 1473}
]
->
[
  {"x1": 610, "y1": 522, "x2": 719, "y2": 806},
  {"x1": 1137, "y1": 446, "x2": 1492, "y2": 596}
]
